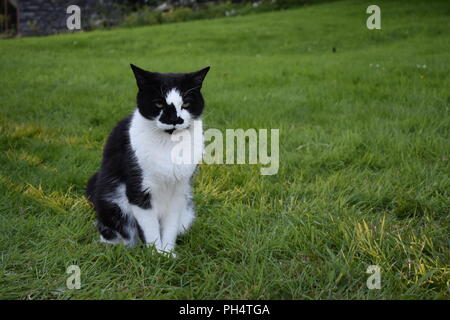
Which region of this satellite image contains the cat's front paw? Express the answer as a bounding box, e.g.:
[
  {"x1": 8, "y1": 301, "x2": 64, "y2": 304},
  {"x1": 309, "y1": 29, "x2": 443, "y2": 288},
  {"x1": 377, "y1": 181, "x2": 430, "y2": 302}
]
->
[{"x1": 157, "y1": 248, "x2": 177, "y2": 259}]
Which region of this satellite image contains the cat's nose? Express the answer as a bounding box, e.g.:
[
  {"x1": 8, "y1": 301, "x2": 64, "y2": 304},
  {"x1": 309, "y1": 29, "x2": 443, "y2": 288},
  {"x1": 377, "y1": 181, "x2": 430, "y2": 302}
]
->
[
  {"x1": 174, "y1": 117, "x2": 184, "y2": 125},
  {"x1": 166, "y1": 114, "x2": 183, "y2": 125},
  {"x1": 167, "y1": 112, "x2": 183, "y2": 125},
  {"x1": 160, "y1": 105, "x2": 184, "y2": 126}
]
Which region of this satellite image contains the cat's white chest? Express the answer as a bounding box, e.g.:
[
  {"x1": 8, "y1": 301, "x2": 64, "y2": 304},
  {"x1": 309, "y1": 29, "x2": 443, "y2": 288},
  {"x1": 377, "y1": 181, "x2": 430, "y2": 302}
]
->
[
  {"x1": 138, "y1": 142, "x2": 197, "y2": 184},
  {"x1": 129, "y1": 110, "x2": 203, "y2": 190}
]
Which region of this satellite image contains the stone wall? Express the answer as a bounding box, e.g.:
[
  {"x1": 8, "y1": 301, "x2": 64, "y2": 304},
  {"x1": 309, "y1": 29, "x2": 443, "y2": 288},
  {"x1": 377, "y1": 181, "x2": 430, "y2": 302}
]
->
[{"x1": 16, "y1": 0, "x2": 120, "y2": 36}]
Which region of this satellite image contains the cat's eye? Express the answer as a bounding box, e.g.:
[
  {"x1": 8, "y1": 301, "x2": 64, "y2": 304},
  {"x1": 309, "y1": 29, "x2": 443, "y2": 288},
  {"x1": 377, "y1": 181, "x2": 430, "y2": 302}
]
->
[
  {"x1": 182, "y1": 103, "x2": 190, "y2": 109},
  {"x1": 155, "y1": 103, "x2": 164, "y2": 108}
]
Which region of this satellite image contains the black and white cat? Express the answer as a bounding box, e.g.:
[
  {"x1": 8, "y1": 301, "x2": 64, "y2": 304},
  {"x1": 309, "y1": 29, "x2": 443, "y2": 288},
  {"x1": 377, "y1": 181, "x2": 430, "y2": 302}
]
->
[{"x1": 86, "y1": 64, "x2": 210, "y2": 256}]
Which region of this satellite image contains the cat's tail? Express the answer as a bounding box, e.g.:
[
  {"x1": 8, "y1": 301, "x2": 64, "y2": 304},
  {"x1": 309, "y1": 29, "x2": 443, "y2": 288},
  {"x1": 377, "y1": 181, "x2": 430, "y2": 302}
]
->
[{"x1": 86, "y1": 172, "x2": 98, "y2": 203}]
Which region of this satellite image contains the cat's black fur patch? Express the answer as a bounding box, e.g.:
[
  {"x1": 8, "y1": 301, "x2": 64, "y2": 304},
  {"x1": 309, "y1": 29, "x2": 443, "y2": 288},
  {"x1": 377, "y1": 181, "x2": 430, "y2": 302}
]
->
[{"x1": 86, "y1": 116, "x2": 144, "y2": 242}]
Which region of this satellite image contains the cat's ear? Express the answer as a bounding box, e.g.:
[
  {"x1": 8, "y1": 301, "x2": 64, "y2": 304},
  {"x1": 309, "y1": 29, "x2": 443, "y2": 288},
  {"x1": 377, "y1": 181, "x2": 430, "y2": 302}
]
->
[
  {"x1": 130, "y1": 64, "x2": 157, "y2": 89},
  {"x1": 190, "y1": 66, "x2": 210, "y2": 87}
]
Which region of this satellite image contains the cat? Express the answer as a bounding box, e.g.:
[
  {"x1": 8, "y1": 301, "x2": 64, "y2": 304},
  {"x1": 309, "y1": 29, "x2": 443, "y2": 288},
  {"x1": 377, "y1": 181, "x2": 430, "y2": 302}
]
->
[{"x1": 86, "y1": 64, "x2": 210, "y2": 257}]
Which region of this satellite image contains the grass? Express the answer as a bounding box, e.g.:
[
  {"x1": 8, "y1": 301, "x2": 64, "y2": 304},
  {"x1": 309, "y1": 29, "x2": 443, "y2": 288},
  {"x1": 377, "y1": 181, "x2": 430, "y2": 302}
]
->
[{"x1": 0, "y1": 0, "x2": 449, "y2": 299}]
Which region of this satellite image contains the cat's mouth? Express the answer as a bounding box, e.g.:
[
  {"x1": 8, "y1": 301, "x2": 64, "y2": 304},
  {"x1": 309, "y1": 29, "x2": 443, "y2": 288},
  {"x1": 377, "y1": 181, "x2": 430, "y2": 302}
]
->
[
  {"x1": 156, "y1": 118, "x2": 191, "y2": 134},
  {"x1": 164, "y1": 126, "x2": 190, "y2": 134}
]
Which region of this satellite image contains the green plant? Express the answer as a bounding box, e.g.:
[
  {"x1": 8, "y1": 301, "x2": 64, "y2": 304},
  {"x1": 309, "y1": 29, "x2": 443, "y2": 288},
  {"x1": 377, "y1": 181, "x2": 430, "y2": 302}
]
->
[{"x1": 0, "y1": 0, "x2": 448, "y2": 299}]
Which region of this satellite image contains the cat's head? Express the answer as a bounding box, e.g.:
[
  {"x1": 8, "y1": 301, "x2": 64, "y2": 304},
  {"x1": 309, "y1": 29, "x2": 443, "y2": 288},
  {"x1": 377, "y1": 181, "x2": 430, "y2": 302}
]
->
[{"x1": 130, "y1": 64, "x2": 210, "y2": 133}]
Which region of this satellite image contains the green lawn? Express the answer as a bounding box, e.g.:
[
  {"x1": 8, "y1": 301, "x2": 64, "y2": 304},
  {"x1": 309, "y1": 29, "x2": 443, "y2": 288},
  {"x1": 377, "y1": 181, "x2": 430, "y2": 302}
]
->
[{"x1": 0, "y1": 0, "x2": 449, "y2": 299}]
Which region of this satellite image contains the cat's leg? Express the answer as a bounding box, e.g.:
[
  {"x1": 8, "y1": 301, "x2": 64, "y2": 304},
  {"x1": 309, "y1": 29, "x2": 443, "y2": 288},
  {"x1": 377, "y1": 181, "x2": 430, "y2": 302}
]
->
[
  {"x1": 119, "y1": 217, "x2": 139, "y2": 248},
  {"x1": 159, "y1": 209, "x2": 181, "y2": 256},
  {"x1": 97, "y1": 221, "x2": 123, "y2": 245},
  {"x1": 86, "y1": 172, "x2": 124, "y2": 245},
  {"x1": 131, "y1": 205, "x2": 162, "y2": 251},
  {"x1": 96, "y1": 205, "x2": 137, "y2": 247},
  {"x1": 178, "y1": 198, "x2": 195, "y2": 235},
  {"x1": 94, "y1": 193, "x2": 136, "y2": 246},
  {"x1": 97, "y1": 183, "x2": 138, "y2": 247},
  {"x1": 160, "y1": 186, "x2": 193, "y2": 256}
]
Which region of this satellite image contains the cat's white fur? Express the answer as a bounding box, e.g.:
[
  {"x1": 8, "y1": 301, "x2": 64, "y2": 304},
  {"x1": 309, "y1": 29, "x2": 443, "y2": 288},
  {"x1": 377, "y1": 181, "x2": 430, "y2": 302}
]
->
[{"x1": 101, "y1": 90, "x2": 203, "y2": 257}]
